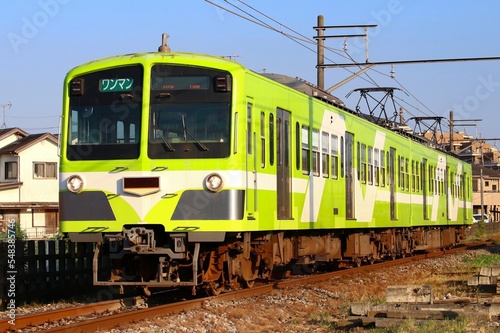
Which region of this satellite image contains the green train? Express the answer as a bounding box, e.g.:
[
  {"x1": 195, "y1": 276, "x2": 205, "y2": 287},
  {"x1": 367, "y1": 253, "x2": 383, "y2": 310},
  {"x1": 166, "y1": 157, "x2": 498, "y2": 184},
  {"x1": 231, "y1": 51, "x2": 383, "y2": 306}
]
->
[{"x1": 59, "y1": 38, "x2": 472, "y2": 295}]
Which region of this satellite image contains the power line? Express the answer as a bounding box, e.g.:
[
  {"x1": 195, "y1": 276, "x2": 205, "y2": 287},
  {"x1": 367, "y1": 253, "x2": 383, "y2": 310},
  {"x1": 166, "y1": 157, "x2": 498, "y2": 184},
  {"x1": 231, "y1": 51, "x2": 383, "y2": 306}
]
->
[{"x1": 205, "y1": 1, "x2": 487, "y2": 135}]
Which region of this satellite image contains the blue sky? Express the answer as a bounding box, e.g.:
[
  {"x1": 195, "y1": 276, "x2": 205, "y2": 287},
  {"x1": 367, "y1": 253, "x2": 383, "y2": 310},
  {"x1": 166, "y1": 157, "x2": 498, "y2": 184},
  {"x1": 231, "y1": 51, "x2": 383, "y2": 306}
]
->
[{"x1": 1, "y1": 1, "x2": 500, "y2": 142}]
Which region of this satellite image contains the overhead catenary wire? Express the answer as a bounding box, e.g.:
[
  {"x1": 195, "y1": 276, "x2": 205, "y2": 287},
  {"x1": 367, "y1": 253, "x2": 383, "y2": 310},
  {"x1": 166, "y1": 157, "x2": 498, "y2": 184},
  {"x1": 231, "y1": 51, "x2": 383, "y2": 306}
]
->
[
  {"x1": 205, "y1": 0, "x2": 382, "y2": 87},
  {"x1": 205, "y1": 0, "x2": 457, "y2": 133}
]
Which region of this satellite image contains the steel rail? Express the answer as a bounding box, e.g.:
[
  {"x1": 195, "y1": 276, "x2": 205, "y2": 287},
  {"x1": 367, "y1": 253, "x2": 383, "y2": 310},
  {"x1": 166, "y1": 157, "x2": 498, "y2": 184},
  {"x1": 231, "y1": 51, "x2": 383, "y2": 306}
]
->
[{"x1": 3, "y1": 241, "x2": 493, "y2": 332}]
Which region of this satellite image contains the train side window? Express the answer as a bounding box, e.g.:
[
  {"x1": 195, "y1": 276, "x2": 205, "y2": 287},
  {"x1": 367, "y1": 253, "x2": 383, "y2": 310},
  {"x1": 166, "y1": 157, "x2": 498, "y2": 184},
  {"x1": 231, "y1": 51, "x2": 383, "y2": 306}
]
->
[
  {"x1": 374, "y1": 148, "x2": 379, "y2": 186},
  {"x1": 450, "y1": 171, "x2": 455, "y2": 197},
  {"x1": 416, "y1": 162, "x2": 421, "y2": 192},
  {"x1": 312, "y1": 129, "x2": 320, "y2": 177},
  {"x1": 260, "y1": 112, "x2": 265, "y2": 168},
  {"x1": 439, "y1": 168, "x2": 444, "y2": 196},
  {"x1": 398, "y1": 156, "x2": 404, "y2": 190},
  {"x1": 380, "y1": 150, "x2": 385, "y2": 187},
  {"x1": 247, "y1": 103, "x2": 252, "y2": 155},
  {"x1": 321, "y1": 131, "x2": 329, "y2": 178},
  {"x1": 284, "y1": 119, "x2": 290, "y2": 168},
  {"x1": 386, "y1": 151, "x2": 390, "y2": 187},
  {"x1": 331, "y1": 134, "x2": 338, "y2": 179},
  {"x1": 340, "y1": 136, "x2": 344, "y2": 178},
  {"x1": 269, "y1": 113, "x2": 274, "y2": 166},
  {"x1": 411, "y1": 160, "x2": 416, "y2": 192},
  {"x1": 233, "y1": 112, "x2": 238, "y2": 154},
  {"x1": 429, "y1": 165, "x2": 435, "y2": 194},
  {"x1": 301, "y1": 125, "x2": 309, "y2": 175},
  {"x1": 368, "y1": 146, "x2": 373, "y2": 185},
  {"x1": 359, "y1": 143, "x2": 366, "y2": 184},
  {"x1": 405, "y1": 158, "x2": 409, "y2": 191},
  {"x1": 295, "y1": 122, "x2": 301, "y2": 170}
]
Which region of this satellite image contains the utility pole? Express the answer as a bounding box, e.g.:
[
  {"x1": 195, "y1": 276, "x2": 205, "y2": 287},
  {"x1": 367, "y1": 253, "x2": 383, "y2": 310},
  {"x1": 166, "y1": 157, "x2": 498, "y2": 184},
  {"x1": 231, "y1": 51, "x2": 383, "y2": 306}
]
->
[
  {"x1": 316, "y1": 15, "x2": 325, "y2": 90},
  {"x1": 448, "y1": 111, "x2": 481, "y2": 153},
  {"x1": 314, "y1": 16, "x2": 377, "y2": 90}
]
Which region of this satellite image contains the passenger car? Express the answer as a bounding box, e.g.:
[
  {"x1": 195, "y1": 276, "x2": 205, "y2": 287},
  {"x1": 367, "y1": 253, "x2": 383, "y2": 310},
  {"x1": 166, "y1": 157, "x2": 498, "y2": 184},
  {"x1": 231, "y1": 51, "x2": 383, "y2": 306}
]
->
[{"x1": 473, "y1": 214, "x2": 491, "y2": 223}]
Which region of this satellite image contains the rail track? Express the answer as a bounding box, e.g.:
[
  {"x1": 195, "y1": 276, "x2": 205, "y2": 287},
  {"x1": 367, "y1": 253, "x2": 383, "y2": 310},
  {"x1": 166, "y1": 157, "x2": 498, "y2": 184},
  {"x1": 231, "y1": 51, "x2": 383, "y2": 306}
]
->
[{"x1": 0, "y1": 240, "x2": 493, "y2": 332}]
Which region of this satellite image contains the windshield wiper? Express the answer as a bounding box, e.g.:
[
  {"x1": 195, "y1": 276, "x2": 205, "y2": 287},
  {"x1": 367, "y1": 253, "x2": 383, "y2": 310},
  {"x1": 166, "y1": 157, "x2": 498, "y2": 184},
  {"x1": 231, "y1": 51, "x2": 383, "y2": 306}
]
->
[
  {"x1": 181, "y1": 114, "x2": 209, "y2": 151},
  {"x1": 153, "y1": 112, "x2": 175, "y2": 152}
]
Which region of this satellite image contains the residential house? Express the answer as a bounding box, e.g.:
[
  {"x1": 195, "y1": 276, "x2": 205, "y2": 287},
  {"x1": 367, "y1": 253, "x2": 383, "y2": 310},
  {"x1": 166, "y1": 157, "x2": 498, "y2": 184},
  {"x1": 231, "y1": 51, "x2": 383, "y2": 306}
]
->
[{"x1": 0, "y1": 128, "x2": 59, "y2": 238}]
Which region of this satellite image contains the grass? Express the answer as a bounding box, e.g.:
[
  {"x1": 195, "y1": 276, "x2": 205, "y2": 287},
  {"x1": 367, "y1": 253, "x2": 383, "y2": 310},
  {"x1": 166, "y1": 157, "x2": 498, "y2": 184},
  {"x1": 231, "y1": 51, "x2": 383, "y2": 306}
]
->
[{"x1": 462, "y1": 253, "x2": 500, "y2": 269}]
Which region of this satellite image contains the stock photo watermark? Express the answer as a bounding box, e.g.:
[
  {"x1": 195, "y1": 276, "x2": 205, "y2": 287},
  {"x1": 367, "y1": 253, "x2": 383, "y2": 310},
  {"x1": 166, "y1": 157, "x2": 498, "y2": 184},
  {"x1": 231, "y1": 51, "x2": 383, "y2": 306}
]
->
[
  {"x1": 6, "y1": 219, "x2": 17, "y2": 325},
  {"x1": 451, "y1": 74, "x2": 500, "y2": 121},
  {"x1": 7, "y1": 0, "x2": 70, "y2": 53}
]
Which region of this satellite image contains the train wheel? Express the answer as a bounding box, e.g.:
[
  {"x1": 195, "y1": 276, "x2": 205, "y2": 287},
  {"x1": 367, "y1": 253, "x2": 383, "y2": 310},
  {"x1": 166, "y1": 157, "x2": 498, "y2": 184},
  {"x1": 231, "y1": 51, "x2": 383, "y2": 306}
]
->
[
  {"x1": 354, "y1": 258, "x2": 362, "y2": 267},
  {"x1": 206, "y1": 281, "x2": 223, "y2": 296},
  {"x1": 241, "y1": 279, "x2": 255, "y2": 288},
  {"x1": 240, "y1": 256, "x2": 260, "y2": 286},
  {"x1": 141, "y1": 286, "x2": 151, "y2": 297}
]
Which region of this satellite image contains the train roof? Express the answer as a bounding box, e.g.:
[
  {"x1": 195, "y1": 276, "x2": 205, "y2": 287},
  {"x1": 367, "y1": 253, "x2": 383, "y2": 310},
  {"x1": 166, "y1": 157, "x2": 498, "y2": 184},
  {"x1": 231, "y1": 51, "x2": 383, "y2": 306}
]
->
[
  {"x1": 261, "y1": 73, "x2": 345, "y2": 108},
  {"x1": 68, "y1": 50, "x2": 459, "y2": 158}
]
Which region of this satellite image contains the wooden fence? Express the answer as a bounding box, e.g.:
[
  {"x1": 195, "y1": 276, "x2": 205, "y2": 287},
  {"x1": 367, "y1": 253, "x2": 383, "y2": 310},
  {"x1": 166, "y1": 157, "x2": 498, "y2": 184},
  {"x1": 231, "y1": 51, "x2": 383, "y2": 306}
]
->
[{"x1": 0, "y1": 240, "x2": 95, "y2": 310}]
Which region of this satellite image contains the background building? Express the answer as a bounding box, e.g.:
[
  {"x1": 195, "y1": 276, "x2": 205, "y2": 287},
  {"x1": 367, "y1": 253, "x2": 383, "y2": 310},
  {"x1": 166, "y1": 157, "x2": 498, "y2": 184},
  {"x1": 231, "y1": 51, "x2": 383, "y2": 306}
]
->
[{"x1": 0, "y1": 128, "x2": 59, "y2": 238}]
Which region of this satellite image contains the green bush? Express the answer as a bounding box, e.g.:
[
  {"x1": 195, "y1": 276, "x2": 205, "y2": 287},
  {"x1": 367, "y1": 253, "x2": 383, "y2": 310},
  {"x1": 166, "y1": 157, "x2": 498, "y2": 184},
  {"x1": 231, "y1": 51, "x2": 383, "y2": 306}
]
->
[{"x1": 0, "y1": 220, "x2": 27, "y2": 240}]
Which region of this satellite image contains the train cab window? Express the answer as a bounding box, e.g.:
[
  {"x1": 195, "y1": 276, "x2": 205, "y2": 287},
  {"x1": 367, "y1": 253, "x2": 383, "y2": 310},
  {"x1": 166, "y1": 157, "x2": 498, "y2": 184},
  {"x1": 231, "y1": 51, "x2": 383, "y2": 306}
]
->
[
  {"x1": 312, "y1": 129, "x2": 320, "y2": 177},
  {"x1": 321, "y1": 132, "x2": 329, "y2": 178},
  {"x1": 67, "y1": 64, "x2": 143, "y2": 160},
  {"x1": 301, "y1": 126, "x2": 310, "y2": 175},
  {"x1": 330, "y1": 134, "x2": 338, "y2": 179},
  {"x1": 148, "y1": 65, "x2": 232, "y2": 159}
]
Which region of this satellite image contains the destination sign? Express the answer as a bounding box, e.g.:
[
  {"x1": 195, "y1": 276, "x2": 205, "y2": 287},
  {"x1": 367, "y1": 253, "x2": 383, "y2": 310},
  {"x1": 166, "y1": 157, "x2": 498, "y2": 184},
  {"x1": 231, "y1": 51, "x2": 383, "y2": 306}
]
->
[
  {"x1": 99, "y1": 78, "x2": 134, "y2": 92},
  {"x1": 152, "y1": 76, "x2": 210, "y2": 90}
]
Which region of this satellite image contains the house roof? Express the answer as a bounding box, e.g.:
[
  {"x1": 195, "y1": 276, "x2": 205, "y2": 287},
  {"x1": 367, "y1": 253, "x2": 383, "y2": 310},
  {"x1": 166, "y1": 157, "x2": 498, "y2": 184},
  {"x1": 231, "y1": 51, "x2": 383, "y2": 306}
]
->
[
  {"x1": 472, "y1": 164, "x2": 500, "y2": 178},
  {"x1": 0, "y1": 127, "x2": 29, "y2": 140},
  {"x1": 0, "y1": 132, "x2": 58, "y2": 155}
]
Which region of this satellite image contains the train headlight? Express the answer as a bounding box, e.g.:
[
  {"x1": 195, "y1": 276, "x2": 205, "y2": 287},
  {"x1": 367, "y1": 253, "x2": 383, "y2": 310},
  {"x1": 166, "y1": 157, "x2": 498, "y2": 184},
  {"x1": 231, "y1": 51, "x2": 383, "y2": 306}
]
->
[
  {"x1": 67, "y1": 175, "x2": 84, "y2": 193},
  {"x1": 205, "y1": 173, "x2": 223, "y2": 192}
]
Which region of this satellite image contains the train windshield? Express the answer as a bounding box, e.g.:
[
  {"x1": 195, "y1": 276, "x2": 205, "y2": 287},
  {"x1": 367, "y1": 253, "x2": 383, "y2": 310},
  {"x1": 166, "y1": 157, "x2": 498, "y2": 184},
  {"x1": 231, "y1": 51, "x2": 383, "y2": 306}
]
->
[
  {"x1": 66, "y1": 65, "x2": 143, "y2": 160},
  {"x1": 148, "y1": 103, "x2": 230, "y2": 158},
  {"x1": 148, "y1": 64, "x2": 232, "y2": 159}
]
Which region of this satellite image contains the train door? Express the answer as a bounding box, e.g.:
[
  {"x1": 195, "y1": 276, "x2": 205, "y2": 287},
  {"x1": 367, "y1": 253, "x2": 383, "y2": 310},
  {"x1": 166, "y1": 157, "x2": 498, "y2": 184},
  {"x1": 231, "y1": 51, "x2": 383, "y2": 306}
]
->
[
  {"x1": 246, "y1": 100, "x2": 256, "y2": 217},
  {"x1": 389, "y1": 147, "x2": 397, "y2": 220},
  {"x1": 277, "y1": 108, "x2": 292, "y2": 219},
  {"x1": 345, "y1": 132, "x2": 355, "y2": 219}
]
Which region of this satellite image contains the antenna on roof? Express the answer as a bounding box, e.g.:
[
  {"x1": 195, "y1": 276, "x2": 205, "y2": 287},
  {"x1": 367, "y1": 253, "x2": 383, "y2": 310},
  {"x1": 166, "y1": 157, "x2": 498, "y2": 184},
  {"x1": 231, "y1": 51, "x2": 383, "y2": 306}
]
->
[
  {"x1": 158, "y1": 33, "x2": 171, "y2": 52},
  {"x1": 1, "y1": 102, "x2": 12, "y2": 129}
]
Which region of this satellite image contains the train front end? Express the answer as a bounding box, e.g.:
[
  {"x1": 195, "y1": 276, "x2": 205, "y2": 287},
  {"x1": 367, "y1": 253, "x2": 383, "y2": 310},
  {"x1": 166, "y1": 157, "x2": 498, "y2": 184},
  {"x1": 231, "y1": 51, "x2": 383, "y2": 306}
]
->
[{"x1": 59, "y1": 49, "x2": 252, "y2": 293}]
